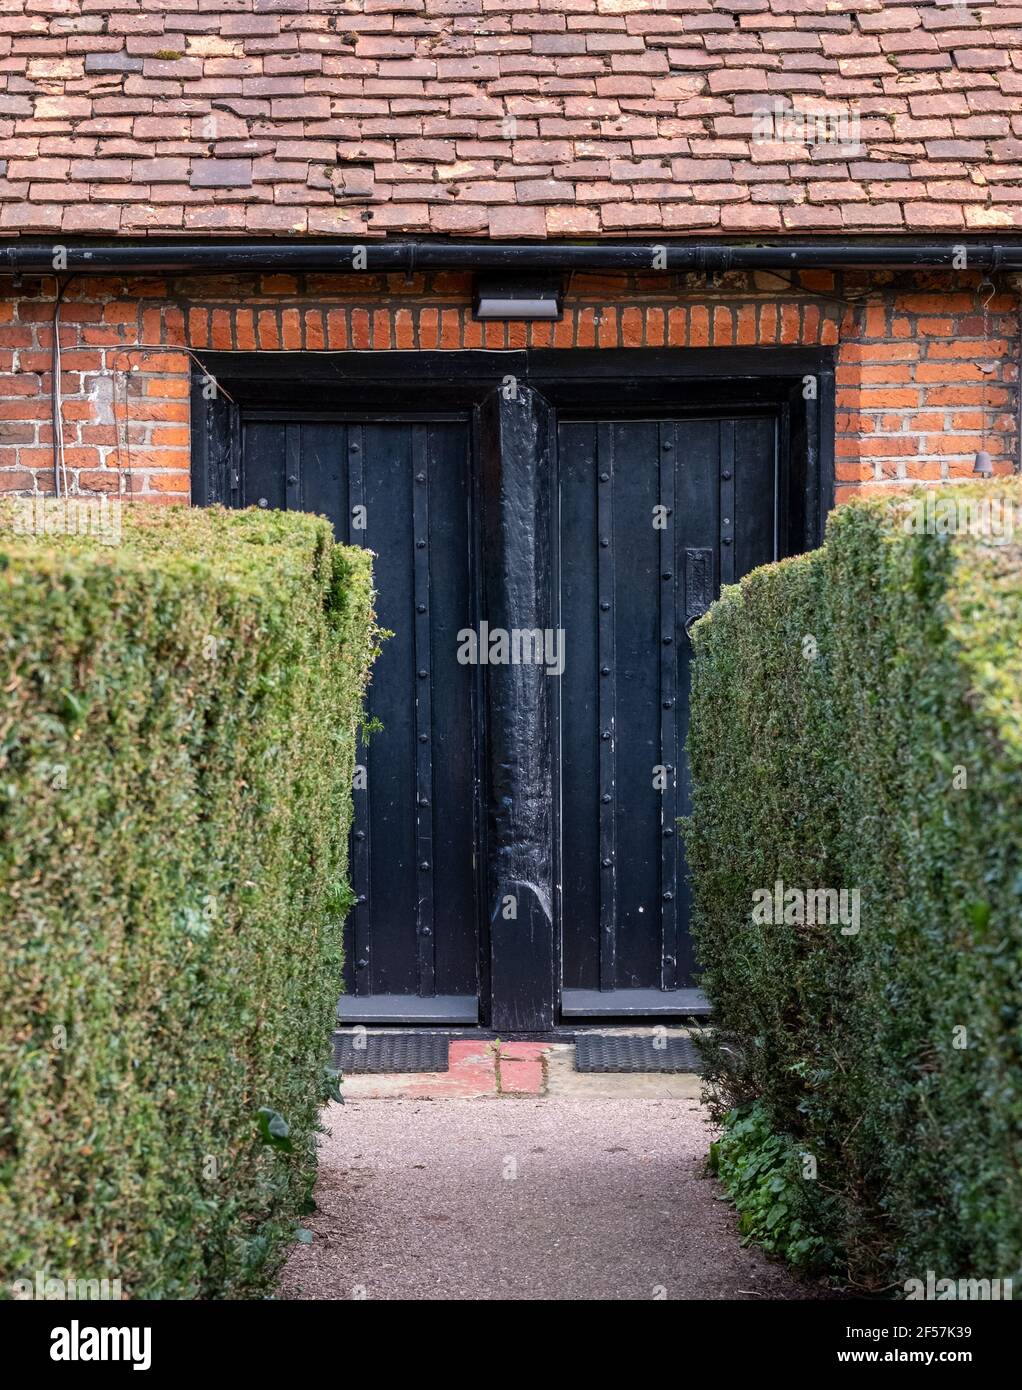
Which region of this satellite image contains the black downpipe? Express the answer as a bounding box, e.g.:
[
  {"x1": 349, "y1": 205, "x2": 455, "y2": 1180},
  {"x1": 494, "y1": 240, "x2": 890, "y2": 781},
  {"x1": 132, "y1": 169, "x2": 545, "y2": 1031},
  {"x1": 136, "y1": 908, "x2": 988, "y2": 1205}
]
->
[{"x1": 1, "y1": 239, "x2": 1022, "y2": 276}]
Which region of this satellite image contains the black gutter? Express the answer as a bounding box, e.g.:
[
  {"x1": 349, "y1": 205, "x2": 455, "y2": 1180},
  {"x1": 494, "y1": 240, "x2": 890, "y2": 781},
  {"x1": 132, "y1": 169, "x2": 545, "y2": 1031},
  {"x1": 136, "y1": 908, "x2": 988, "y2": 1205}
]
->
[{"x1": 2, "y1": 239, "x2": 1022, "y2": 276}]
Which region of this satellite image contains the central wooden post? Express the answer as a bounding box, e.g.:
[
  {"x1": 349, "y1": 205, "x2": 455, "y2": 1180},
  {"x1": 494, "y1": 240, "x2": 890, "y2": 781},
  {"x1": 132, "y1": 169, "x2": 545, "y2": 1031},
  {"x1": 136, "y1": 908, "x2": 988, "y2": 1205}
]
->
[{"x1": 480, "y1": 384, "x2": 556, "y2": 1033}]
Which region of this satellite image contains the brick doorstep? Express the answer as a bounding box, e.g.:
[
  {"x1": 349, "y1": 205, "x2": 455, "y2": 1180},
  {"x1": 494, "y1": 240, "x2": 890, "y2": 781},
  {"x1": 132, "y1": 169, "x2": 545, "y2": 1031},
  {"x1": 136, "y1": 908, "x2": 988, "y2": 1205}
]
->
[
  {"x1": 339, "y1": 1040, "x2": 550, "y2": 1100},
  {"x1": 496, "y1": 1043, "x2": 548, "y2": 1097}
]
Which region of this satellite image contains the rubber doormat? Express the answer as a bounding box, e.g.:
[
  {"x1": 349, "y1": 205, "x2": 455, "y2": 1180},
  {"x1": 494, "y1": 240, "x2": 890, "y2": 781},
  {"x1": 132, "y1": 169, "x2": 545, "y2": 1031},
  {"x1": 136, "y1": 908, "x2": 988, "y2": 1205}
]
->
[
  {"x1": 574, "y1": 1034, "x2": 702, "y2": 1074},
  {"x1": 334, "y1": 1033, "x2": 450, "y2": 1074}
]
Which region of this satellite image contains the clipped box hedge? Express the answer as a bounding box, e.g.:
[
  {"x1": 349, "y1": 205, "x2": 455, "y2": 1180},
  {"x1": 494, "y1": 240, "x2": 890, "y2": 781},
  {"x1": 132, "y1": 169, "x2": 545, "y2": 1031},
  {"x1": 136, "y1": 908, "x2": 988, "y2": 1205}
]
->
[
  {"x1": 687, "y1": 481, "x2": 1022, "y2": 1291},
  {"x1": 0, "y1": 503, "x2": 375, "y2": 1299}
]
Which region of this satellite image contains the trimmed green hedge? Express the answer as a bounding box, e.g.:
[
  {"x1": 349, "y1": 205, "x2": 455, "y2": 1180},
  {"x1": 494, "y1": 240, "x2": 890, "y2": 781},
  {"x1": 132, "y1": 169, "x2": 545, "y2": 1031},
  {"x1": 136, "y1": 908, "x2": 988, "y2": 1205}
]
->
[
  {"x1": 687, "y1": 481, "x2": 1022, "y2": 1292},
  {"x1": 0, "y1": 503, "x2": 376, "y2": 1299}
]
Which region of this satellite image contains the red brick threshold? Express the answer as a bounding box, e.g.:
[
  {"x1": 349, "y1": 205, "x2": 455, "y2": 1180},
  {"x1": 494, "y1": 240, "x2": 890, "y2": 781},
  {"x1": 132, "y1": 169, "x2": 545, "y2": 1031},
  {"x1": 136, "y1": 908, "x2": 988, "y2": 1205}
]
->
[
  {"x1": 495, "y1": 1042, "x2": 548, "y2": 1096},
  {"x1": 341, "y1": 1040, "x2": 551, "y2": 1100}
]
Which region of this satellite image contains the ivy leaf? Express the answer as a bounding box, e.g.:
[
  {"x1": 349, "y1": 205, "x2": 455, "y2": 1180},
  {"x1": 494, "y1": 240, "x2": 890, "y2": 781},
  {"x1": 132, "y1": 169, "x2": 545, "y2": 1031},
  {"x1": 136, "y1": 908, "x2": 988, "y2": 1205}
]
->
[
  {"x1": 256, "y1": 1106, "x2": 293, "y2": 1153},
  {"x1": 244, "y1": 1234, "x2": 270, "y2": 1270}
]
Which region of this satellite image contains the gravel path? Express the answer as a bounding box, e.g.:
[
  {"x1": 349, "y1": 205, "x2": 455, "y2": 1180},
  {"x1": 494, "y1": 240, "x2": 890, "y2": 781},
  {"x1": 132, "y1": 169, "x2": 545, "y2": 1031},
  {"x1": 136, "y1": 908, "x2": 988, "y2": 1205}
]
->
[{"x1": 280, "y1": 1094, "x2": 827, "y2": 1301}]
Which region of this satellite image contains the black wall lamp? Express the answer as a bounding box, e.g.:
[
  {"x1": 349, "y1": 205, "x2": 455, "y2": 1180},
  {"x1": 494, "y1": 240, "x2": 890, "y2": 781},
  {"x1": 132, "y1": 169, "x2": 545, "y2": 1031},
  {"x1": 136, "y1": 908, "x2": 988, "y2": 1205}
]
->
[{"x1": 473, "y1": 275, "x2": 563, "y2": 321}]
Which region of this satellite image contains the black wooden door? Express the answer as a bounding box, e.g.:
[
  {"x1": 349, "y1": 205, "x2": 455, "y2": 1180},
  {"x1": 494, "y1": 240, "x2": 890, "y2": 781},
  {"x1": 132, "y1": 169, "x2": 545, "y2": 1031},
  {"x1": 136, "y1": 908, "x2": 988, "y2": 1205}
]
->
[
  {"x1": 234, "y1": 396, "x2": 783, "y2": 1027},
  {"x1": 242, "y1": 417, "x2": 482, "y2": 1024},
  {"x1": 556, "y1": 415, "x2": 778, "y2": 1016}
]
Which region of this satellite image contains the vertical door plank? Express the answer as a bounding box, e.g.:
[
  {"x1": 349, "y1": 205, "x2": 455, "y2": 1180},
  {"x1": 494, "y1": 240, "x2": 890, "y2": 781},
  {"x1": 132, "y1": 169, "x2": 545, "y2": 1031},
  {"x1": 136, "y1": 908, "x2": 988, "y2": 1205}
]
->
[
  {"x1": 427, "y1": 422, "x2": 480, "y2": 1000},
  {"x1": 557, "y1": 421, "x2": 600, "y2": 992},
  {"x1": 596, "y1": 421, "x2": 618, "y2": 991},
  {"x1": 659, "y1": 420, "x2": 679, "y2": 991},
  {"x1": 411, "y1": 426, "x2": 436, "y2": 996}
]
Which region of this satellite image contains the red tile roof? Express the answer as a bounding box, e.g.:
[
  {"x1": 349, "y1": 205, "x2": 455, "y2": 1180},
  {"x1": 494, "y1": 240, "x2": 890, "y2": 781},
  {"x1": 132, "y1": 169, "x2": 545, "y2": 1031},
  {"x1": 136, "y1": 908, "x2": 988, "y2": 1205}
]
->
[{"x1": 1, "y1": 0, "x2": 1021, "y2": 239}]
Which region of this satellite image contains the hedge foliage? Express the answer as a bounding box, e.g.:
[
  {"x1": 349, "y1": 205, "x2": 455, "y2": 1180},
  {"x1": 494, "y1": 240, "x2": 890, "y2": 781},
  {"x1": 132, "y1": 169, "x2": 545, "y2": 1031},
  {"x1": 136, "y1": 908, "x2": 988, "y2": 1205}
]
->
[
  {"x1": 687, "y1": 481, "x2": 1022, "y2": 1292},
  {"x1": 0, "y1": 503, "x2": 376, "y2": 1299}
]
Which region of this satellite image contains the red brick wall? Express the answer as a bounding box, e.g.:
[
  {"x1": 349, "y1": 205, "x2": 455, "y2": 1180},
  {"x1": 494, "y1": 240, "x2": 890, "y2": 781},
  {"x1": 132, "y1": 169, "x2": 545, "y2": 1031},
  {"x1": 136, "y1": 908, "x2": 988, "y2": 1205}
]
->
[{"x1": 0, "y1": 270, "x2": 1017, "y2": 505}]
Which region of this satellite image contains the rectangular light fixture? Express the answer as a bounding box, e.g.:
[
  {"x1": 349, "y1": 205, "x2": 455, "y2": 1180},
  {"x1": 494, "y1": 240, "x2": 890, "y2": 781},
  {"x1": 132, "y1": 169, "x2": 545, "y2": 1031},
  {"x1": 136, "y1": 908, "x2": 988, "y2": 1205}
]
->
[{"x1": 473, "y1": 276, "x2": 563, "y2": 321}]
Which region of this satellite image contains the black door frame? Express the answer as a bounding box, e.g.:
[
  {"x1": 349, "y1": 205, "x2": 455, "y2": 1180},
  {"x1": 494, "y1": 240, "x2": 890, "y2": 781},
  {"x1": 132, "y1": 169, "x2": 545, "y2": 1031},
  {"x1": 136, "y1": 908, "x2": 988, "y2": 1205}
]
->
[{"x1": 192, "y1": 347, "x2": 835, "y2": 1031}]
